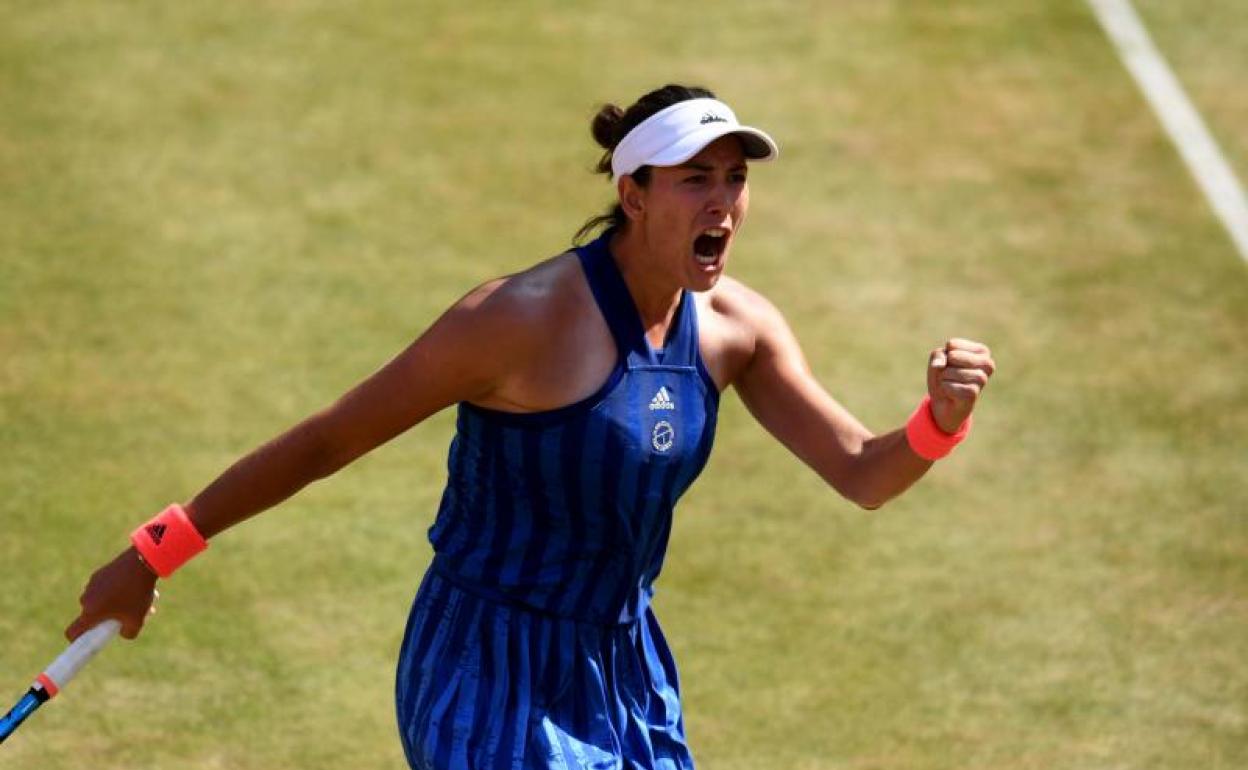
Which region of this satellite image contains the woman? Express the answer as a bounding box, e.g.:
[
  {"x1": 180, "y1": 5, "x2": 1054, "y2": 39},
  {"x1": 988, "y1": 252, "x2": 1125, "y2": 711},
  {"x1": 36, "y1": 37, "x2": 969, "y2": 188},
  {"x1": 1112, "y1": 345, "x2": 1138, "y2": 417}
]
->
[{"x1": 67, "y1": 84, "x2": 995, "y2": 769}]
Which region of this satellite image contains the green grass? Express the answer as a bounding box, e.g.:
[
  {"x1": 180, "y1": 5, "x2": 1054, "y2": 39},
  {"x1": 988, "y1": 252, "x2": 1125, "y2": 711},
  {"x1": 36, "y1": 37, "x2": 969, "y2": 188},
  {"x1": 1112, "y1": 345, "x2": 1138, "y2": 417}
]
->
[
  {"x1": 2, "y1": 2, "x2": 1245, "y2": 768},
  {"x1": 1135, "y1": 0, "x2": 1248, "y2": 174}
]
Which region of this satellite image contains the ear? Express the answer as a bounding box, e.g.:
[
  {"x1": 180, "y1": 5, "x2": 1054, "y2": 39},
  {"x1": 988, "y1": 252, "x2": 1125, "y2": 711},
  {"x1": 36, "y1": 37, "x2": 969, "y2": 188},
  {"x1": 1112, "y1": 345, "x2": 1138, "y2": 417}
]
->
[{"x1": 617, "y1": 175, "x2": 647, "y2": 222}]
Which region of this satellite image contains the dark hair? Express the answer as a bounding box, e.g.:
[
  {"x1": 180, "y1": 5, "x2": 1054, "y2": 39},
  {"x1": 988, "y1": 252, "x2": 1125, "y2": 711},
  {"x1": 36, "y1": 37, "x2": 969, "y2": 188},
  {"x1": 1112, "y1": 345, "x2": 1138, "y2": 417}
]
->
[{"x1": 573, "y1": 84, "x2": 717, "y2": 244}]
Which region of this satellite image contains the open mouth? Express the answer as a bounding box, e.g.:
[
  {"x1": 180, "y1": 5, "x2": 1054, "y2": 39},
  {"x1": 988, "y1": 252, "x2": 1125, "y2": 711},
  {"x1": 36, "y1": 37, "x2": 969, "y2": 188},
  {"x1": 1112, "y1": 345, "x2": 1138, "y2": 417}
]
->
[{"x1": 693, "y1": 227, "x2": 730, "y2": 265}]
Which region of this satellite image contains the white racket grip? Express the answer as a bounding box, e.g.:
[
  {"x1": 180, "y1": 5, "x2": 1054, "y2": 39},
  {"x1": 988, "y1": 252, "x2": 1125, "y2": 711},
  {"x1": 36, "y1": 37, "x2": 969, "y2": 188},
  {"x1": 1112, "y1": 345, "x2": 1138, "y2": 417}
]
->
[{"x1": 42, "y1": 620, "x2": 122, "y2": 695}]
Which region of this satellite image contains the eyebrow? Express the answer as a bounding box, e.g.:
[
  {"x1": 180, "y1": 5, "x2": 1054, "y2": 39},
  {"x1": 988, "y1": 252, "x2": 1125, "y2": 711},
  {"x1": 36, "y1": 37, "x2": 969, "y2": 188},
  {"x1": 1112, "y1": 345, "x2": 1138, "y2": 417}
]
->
[{"x1": 677, "y1": 162, "x2": 749, "y2": 172}]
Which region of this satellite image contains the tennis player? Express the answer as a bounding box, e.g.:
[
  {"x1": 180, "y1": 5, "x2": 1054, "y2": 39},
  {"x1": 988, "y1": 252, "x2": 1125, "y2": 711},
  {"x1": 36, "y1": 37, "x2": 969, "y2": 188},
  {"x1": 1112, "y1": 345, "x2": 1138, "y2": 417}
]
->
[{"x1": 66, "y1": 84, "x2": 994, "y2": 769}]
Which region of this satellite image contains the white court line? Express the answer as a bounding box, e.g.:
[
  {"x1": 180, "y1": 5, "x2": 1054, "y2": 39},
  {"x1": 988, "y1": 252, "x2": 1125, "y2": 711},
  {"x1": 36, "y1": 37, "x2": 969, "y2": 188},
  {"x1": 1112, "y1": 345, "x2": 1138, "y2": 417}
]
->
[{"x1": 1087, "y1": 0, "x2": 1248, "y2": 264}]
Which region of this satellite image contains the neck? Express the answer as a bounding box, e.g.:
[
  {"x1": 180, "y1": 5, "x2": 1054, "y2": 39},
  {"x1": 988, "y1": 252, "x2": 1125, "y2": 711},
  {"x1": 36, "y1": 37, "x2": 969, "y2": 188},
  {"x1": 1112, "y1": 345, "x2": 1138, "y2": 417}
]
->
[{"x1": 608, "y1": 225, "x2": 683, "y2": 330}]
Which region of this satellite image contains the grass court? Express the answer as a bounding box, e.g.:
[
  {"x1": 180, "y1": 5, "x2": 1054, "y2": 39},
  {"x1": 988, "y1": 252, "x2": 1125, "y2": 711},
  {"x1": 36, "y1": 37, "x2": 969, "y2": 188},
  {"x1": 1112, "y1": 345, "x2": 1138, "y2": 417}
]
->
[{"x1": 2, "y1": 1, "x2": 1245, "y2": 768}]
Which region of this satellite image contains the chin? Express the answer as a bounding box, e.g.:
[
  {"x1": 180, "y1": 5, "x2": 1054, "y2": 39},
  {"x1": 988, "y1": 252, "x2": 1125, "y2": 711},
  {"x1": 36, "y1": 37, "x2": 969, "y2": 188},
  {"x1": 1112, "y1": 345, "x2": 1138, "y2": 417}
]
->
[{"x1": 687, "y1": 263, "x2": 725, "y2": 292}]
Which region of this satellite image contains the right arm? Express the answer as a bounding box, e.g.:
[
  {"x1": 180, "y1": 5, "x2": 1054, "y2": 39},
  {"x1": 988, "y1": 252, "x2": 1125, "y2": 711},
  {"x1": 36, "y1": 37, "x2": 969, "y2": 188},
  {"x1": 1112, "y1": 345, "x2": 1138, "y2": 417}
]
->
[
  {"x1": 67, "y1": 277, "x2": 536, "y2": 640},
  {"x1": 186, "y1": 278, "x2": 515, "y2": 540}
]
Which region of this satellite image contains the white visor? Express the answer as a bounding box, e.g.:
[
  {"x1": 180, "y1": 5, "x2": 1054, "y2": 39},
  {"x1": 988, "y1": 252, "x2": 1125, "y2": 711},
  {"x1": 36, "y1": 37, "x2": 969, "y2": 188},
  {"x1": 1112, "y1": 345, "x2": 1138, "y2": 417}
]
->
[{"x1": 610, "y1": 98, "x2": 778, "y2": 183}]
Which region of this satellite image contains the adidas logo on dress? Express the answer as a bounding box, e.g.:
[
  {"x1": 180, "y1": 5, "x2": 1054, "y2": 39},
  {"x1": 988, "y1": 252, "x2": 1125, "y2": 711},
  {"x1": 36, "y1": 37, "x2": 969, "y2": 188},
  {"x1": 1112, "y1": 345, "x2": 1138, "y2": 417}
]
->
[{"x1": 649, "y1": 387, "x2": 675, "y2": 411}]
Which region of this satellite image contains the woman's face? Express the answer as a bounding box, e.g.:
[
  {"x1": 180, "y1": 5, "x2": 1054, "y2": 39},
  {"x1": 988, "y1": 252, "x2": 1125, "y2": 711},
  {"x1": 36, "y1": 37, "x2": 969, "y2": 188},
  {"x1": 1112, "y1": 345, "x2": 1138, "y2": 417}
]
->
[{"x1": 627, "y1": 135, "x2": 750, "y2": 291}]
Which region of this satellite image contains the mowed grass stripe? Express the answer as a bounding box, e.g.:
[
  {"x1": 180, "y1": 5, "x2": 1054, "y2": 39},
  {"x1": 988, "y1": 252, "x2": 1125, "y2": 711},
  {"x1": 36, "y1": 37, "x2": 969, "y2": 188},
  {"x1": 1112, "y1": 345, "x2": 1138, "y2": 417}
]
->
[{"x1": 1, "y1": 2, "x2": 1245, "y2": 769}]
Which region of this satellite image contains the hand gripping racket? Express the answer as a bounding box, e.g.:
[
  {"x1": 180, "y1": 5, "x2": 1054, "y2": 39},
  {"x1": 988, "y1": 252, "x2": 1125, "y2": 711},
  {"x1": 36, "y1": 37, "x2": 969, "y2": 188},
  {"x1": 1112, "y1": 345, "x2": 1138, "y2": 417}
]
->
[{"x1": 0, "y1": 620, "x2": 121, "y2": 745}]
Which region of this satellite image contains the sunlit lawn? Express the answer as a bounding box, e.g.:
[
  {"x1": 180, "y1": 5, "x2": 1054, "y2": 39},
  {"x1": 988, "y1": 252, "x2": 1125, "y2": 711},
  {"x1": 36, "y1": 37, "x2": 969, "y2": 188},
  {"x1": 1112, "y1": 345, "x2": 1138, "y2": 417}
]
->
[{"x1": 2, "y1": 2, "x2": 1244, "y2": 768}]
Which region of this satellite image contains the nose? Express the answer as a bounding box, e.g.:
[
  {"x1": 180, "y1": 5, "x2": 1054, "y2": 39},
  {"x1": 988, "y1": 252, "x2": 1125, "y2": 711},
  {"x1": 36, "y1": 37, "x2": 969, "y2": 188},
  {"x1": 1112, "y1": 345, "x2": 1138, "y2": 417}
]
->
[{"x1": 705, "y1": 181, "x2": 738, "y2": 217}]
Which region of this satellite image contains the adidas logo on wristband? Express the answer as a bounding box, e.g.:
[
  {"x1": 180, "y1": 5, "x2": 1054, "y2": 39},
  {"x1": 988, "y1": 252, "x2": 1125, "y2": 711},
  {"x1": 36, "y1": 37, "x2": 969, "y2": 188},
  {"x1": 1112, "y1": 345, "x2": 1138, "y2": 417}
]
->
[{"x1": 145, "y1": 523, "x2": 167, "y2": 545}]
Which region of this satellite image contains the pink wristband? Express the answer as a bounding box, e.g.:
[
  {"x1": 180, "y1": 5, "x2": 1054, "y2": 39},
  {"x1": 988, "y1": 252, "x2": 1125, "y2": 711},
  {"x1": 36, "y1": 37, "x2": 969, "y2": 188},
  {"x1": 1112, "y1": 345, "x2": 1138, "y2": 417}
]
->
[
  {"x1": 130, "y1": 504, "x2": 208, "y2": 578},
  {"x1": 905, "y1": 396, "x2": 972, "y2": 461}
]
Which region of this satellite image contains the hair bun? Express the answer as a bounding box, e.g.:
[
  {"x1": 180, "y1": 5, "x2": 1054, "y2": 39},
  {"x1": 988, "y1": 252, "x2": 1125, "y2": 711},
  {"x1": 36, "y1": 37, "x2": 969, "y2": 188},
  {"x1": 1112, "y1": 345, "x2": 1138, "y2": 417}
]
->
[
  {"x1": 590, "y1": 103, "x2": 626, "y2": 150},
  {"x1": 575, "y1": 85, "x2": 717, "y2": 243}
]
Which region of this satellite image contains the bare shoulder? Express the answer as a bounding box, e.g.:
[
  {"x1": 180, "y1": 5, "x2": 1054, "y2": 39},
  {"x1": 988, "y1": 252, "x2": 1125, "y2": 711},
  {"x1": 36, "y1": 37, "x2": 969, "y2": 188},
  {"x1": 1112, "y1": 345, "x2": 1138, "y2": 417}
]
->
[
  {"x1": 697, "y1": 275, "x2": 793, "y2": 389},
  {"x1": 457, "y1": 250, "x2": 585, "y2": 321},
  {"x1": 442, "y1": 249, "x2": 614, "y2": 412},
  {"x1": 705, "y1": 275, "x2": 786, "y2": 327},
  {"x1": 296, "y1": 251, "x2": 598, "y2": 441},
  {"x1": 444, "y1": 250, "x2": 591, "y2": 351}
]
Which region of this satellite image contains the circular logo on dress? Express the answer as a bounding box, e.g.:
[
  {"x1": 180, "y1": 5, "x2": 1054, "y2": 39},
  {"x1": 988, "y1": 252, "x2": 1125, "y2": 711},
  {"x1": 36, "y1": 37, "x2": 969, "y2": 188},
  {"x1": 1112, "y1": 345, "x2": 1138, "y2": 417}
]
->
[{"x1": 652, "y1": 420, "x2": 675, "y2": 453}]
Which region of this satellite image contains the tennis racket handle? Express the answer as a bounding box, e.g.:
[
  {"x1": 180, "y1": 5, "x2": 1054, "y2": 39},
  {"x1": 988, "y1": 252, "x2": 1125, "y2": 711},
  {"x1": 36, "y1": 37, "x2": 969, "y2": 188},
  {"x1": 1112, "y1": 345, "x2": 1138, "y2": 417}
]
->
[{"x1": 40, "y1": 620, "x2": 122, "y2": 697}]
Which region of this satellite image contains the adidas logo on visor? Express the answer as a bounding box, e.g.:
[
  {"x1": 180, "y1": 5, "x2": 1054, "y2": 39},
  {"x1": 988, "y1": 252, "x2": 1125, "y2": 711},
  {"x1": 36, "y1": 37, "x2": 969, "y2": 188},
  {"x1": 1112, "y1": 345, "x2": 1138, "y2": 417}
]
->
[
  {"x1": 609, "y1": 97, "x2": 778, "y2": 183},
  {"x1": 649, "y1": 387, "x2": 676, "y2": 411}
]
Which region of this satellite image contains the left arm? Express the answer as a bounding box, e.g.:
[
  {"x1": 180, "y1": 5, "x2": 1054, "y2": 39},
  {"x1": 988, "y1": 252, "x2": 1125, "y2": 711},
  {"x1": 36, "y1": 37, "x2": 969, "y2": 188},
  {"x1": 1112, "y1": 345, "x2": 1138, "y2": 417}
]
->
[{"x1": 732, "y1": 293, "x2": 994, "y2": 509}]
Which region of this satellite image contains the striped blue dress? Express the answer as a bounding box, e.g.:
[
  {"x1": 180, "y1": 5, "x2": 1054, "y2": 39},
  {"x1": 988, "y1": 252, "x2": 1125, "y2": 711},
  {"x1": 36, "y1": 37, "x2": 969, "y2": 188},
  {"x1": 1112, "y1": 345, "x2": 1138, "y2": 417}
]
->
[{"x1": 395, "y1": 229, "x2": 720, "y2": 769}]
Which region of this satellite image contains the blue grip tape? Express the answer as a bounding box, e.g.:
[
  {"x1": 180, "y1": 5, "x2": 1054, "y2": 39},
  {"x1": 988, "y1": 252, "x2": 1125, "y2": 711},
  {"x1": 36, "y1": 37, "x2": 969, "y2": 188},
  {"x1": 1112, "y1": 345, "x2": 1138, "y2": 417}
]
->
[{"x1": 0, "y1": 691, "x2": 44, "y2": 744}]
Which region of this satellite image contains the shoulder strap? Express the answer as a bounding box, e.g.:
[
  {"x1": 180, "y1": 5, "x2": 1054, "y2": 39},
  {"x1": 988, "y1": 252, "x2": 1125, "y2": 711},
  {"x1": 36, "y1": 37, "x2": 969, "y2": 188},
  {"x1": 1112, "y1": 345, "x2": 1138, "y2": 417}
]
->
[
  {"x1": 575, "y1": 231, "x2": 648, "y2": 361},
  {"x1": 659, "y1": 289, "x2": 699, "y2": 367}
]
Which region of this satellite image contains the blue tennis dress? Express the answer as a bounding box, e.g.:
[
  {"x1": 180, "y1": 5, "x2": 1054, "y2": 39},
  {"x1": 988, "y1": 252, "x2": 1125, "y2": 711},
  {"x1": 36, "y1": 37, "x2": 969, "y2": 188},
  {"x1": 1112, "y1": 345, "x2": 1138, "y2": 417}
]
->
[{"x1": 395, "y1": 230, "x2": 721, "y2": 769}]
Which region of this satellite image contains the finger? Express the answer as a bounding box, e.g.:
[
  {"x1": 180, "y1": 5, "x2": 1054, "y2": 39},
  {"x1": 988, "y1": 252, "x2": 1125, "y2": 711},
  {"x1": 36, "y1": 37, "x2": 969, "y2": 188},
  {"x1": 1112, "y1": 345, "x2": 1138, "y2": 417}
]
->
[
  {"x1": 938, "y1": 382, "x2": 983, "y2": 401},
  {"x1": 944, "y1": 349, "x2": 996, "y2": 375},
  {"x1": 940, "y1": 367, "x2": 990, "y2": 387},
  {"x1": 120, "y1": 615, "x2": 146, "y2": 640},
  {"x1": 937, "y1": 382, "x2": 985, "y2": 403},
  {"x1": 945, "y1": 338, "x2": 991, "y2": 355},
  {"x1": 65, "y1": 614, "x2": 93, "y2": 642},
  {"x1": 926, "y1": 348, "x2": 947, "y2": 397}
]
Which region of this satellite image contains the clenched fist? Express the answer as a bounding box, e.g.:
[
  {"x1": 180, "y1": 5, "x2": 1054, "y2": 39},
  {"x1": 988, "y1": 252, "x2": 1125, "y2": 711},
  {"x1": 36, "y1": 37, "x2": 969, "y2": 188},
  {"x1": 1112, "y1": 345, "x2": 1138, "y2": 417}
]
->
[{"x1": 926, "y1": 338, "x2": 995, "y2": 433}]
